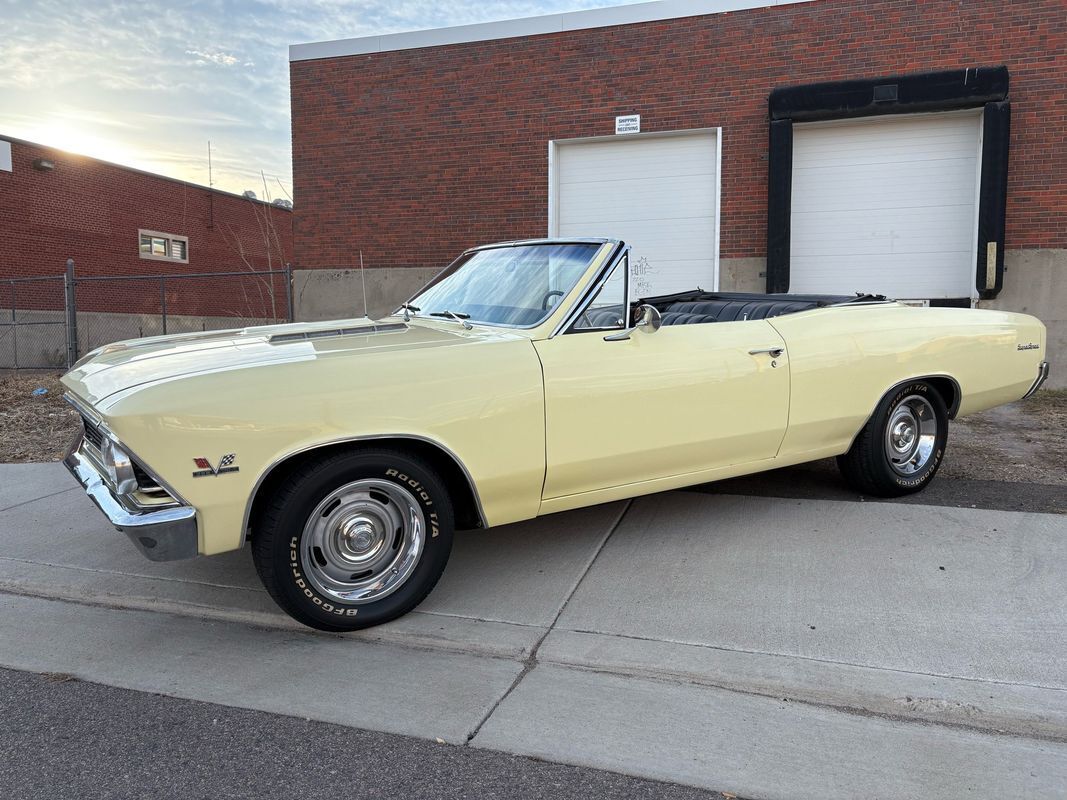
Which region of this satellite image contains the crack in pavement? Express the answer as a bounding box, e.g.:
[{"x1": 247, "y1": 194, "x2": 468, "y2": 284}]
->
[
  {"x1": 0, "y1": 486, "x2": 79, "y2": 514},
  {"x1": 541, "y1": 659, "x2": 1067, "y2": 745},
  {"x1": 555, "y1": 627, "x2": 1067, "y2": 694},
  {"x1": 464, "y1": 499, "x2": 634, "y2": 744},
  {"x1": 0, "y1": 556, "x2": 264, "y2": 592}
]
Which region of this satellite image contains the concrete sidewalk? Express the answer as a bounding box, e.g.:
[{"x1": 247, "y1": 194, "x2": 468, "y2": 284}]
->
[{"x1": 1, "y1": 462, "x2": 1065, "y2": 799}]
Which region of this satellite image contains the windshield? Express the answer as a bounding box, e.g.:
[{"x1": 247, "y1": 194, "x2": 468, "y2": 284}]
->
[{"x1": 405, "y1": 243, "x2": 603, "y2": 327}]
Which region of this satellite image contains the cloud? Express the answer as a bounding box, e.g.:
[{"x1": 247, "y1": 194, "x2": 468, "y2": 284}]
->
[
  {"x1": 185, "y1": 49, "x2": 244, "y2": 67},
  {"x1": 0, "y1": 0, "x2": 642, "y2": 197}
]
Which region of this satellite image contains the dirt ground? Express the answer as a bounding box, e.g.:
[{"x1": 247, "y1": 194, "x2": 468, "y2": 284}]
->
[
  {"x1": 0, "y1": 371, "x2": 80, "y2": 462},
  {"x1": 0, "y1": 370, "x2": 1064, "y2": 486},
  {"x1": 944, "y1": 389, "x2": 1067, "y2": 485}
]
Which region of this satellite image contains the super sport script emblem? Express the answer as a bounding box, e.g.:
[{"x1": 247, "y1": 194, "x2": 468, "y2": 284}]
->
[{"x1": 192, "y1": 454, "x2": 239, "y2": 478}]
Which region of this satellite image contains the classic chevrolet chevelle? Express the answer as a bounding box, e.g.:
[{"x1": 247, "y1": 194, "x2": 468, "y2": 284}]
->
[{"x1": 62, "y1": 239, "x2": 1049, "y2": 631}]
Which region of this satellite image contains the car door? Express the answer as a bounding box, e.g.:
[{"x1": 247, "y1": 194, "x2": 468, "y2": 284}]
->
[{"x1": 533, "y1": 257, "x2": 790, "y2": 500}]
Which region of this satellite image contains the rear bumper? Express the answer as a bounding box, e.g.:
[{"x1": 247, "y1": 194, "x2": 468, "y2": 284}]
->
[
  {"x1": 64, "y1": 438, "x2": 199, "y2": 562},
  {"x1": 1022, "y1": 361, "x2": 1050, "y2": 400}
]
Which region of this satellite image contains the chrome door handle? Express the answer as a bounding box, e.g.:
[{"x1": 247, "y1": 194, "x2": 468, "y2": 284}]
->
[{"x1": 749, "y1": 347, "x2": 784, "y2": 358}]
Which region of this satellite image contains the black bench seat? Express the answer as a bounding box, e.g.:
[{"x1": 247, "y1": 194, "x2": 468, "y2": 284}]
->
[{"x1": 640, "y1": 290, "x2": 876, "y2": 326}]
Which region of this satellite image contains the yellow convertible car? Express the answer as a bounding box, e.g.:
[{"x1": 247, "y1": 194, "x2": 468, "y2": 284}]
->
[{"x1": 62, "y1": 238, "x2": 1049, "y2": 631}]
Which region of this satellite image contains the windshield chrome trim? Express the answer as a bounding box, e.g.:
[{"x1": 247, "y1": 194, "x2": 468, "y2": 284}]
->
[
  {"x1": 465, "y1": 237, "x2": 620, "y2": 253},
  {"x1": 549, "y1": 243, "x2": 629, "y2": 339},
  {"x1": 395, "y1": 240, "x2": 614, "y2": 331}
]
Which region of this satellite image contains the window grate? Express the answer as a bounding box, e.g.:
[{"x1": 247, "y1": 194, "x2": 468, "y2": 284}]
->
[{"x1": 138, "y1": 229, "x2": 189, "y2": 263}]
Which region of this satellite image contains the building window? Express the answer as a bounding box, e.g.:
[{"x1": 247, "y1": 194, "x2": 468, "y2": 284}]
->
[{"x1": 138, "y1": 230, "x2": 189, "y2": 263}]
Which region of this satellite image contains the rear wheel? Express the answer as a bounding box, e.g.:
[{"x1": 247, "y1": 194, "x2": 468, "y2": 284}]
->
[
  {"x1": 252, "y1": 448, "x2": 454, "y2": 632},
  {"x1": 836, "y1": 380, "x2": 949, "y2": 497}
]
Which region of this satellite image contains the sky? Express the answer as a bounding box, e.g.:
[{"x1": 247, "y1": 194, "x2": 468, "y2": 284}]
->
[{"x1": 0, "y1": 0, "x2": 642, "y2": 200}]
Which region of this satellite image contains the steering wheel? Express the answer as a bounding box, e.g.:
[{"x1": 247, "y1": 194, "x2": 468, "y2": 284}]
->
[{"x1": 541, "y1": 290, "x2": 565, "y2": 310}]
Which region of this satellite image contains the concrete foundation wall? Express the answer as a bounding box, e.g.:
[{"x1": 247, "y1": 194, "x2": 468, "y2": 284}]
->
[
  {"x1": 718, "y1": 258, "x2": 767, "y2": 294},
  {"x1": 13, "y1": 257, "x2": 1055, "y2": 386},
  {"x1": 292, "y1": 267, "x2": 439, "y2": 322},
  {"x1": 293, "y1": 262, "x2": 764, "y2": 322},
  {"x1": 293, "y1": 249, "x2": 1065, "y2": 389},
  {"x1": 980, "y1": 249, "x2": 1065, "y2": 388},
  {"x1": 0, "y1": 310, "x2": 279, "y2": 369}
]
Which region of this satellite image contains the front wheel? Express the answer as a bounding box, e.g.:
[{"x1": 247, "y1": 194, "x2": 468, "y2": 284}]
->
[
  {"x1": 836, "y1": 380, "x2": 949, "y2": 497},
  {"x1": 252, "y1": 448, "x2": 454, "y2": 632}
]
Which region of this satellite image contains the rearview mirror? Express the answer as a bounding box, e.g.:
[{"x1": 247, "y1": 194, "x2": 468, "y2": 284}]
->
[{"x1": 604, "y1": 304, "x2": 661, "y2": 341}]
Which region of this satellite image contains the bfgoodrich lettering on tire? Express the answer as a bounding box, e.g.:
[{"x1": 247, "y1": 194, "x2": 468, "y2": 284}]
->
[
  {"x1": 251, "y1": 448, "x2": 454, "y2": 632},
  {"x1": 836, "y1": 380, "x2": 949, "y2": 498}
]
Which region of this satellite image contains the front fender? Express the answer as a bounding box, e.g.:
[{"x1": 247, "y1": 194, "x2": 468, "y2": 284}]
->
[{"x1": 92, "y1": 337, "x2": 545, "y2": 555}]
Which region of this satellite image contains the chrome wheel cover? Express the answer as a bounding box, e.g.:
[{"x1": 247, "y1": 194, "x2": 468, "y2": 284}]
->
[
  {"x1": 885, "y1": 394, "x2": 937, "y2": 476},
  {"x1": 301, "y1": 478, "x2": 425, "y2": 604}
]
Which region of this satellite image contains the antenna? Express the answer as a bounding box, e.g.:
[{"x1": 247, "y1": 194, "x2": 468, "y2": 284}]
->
[
  {"x1": 207, "y1": 141, "x2": 213, "y2": 187},
  {"x1": 359, "y1": 250, "x2": 370, "y2": 319}
]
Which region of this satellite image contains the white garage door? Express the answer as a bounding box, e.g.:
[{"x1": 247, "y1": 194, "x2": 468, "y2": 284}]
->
[
  {"x1": 790, "y1": 111, "x2": 982, "y2": 300},
  {"x1": 551, "y1": 130, "x2": 719, "y2": 297}
]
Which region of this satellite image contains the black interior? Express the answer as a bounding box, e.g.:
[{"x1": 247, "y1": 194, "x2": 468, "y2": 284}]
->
[
  {"x1": 575, "y1": 291, "x2": 878, "y2": 331},
  {"x1": 641, "y1": 290, "x2": 876, "y2": 326}
]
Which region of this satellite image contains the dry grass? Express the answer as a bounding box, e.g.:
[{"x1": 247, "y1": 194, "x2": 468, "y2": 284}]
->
[
  {"x1": 945, "y1": 388, "x2": 1067, "y2": 485},
  {"x1": 0, "y1": 371, "x2": 80, "y2": 462}
]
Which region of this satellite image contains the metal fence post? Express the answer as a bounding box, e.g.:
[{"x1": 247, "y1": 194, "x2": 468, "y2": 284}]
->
[
  {"x1": 10, "y1": 281, "x2": 19, "y2": 370},
  {"x1": 285, "y1": 262, "x2": 294, "y2": 322},
  {"x1": 159, "y1": 276, "x2": 168, "y2": 335},
  {"x1": 64, "y1": 258, "x2": 78, "y2": 367}
]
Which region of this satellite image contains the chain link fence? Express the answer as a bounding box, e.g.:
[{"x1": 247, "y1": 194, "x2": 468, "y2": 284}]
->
[
  {"x1": 1, "y1": 260, "x2": 293, "y2": 370},
  {"x1": 0, "y1": 276, "x2": 69, "y2": 369}
]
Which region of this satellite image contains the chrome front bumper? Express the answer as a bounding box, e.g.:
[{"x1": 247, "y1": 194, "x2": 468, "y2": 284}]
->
[
  {"x1": 1023, "y1": 361, "x2": 1050, "y2": 400},
  {"x1": 64, "y1": 439, "x2": 200, "y2": 562}
]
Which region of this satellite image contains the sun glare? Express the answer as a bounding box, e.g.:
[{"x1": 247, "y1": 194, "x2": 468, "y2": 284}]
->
[{"x1": 24, "y1": 121, "x2": 153, "y2": 172}]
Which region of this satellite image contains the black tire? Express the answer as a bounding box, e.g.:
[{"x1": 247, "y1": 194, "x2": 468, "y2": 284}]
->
[
  {"x1": 251, "y1": 448, "x2": 454, "y2": 632},
  {"x1": 836, "y1": 380, "x2": 949, "y2": 498}
]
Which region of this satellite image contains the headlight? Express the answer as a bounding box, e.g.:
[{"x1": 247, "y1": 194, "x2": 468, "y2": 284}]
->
[{"x1": 101, "y1": 438, "x2": 138, "y2": 495}]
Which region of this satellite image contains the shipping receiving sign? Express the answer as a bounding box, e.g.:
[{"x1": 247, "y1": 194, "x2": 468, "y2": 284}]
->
[{"x1": 615, "y1": 114, "x2": 640, "y2": 134}]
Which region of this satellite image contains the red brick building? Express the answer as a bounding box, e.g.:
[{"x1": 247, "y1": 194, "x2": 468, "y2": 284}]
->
[
  {"x1": 289, "y1": 0, "x2": 1064, "y2": 383},
  {"x1": 0, "y1": 136, "x2": 293, "y2": 318}
]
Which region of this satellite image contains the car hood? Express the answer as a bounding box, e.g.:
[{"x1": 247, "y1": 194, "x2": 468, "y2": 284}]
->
[{"x1": 62, "y1": 317, "x2": 510, "y2": 407}]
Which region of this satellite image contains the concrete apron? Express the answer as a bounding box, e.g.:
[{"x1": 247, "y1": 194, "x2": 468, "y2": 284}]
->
[{"x1": 0, "y1": 462, "x2": 1065, "y2": 798}]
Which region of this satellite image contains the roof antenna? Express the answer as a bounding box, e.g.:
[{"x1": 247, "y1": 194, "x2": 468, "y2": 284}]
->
[{"x1": 359, "y1": 250, "x2": 370, "y2": 320}]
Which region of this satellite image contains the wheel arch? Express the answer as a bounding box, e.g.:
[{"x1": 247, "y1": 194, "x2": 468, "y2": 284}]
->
[
  {"x1": 924, "y1": 375, "x2": 962, "y2": 420},
  {"x1": 875, "y1": 374, "x2": 961, "y2": 420},
  {"x1": 243, "y1": 435, "x2": 487, "y2": 543},
  {"x1": 846, "y1": 374, "x2": 962, "y2": 452}
]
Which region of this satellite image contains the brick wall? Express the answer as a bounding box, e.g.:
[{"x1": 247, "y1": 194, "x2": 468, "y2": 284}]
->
[
  {"x1": 291, "y1": 0, "x2": 1066, "y2": 273},
  {"x1": 0, "y1": 138, "x2": 294, "y2": 317}
]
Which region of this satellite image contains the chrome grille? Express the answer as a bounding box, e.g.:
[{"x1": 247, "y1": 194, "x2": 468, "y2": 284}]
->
[
  {"x1": 81, "y1": 415, "x2": 105, "y2": 450},
  {"x1": 78, "y1": 415, "x2": 169, "y2": 501},
  {"x1": 132, "y1": 463, "x2": 168, "y2": 497}
]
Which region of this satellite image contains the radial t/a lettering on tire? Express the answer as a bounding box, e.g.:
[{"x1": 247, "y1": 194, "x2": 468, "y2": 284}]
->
[
  {"x1": 252, "y1": 448, "x2": 454, "y2": 632},
  {"x1": 836, "y1": 380, "x2": 949, "y2": 498}
]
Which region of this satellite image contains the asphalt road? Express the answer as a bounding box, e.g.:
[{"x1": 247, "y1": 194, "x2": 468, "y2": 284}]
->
[
  {"x1": 0, "y1": 667, "x2": 730, "y2": 800},
  {"x1": 698, "y1": 457, "x2": 1066, "y2": 514}
]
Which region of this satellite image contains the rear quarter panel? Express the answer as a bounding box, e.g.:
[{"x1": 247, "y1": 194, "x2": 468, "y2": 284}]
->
[{"x1": 768, "y1": 304, "x2": 1046, "y2": 461}]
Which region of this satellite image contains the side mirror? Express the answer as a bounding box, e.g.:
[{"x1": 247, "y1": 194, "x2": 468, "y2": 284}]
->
[
  {"x1": 604, "y1": 304, "x2": 661, "y2": 341},
  {"x1": 635, "y1": 304, "x2": 662, "y2": 332}
]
